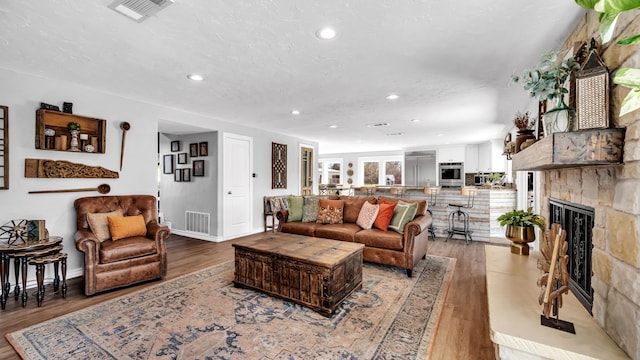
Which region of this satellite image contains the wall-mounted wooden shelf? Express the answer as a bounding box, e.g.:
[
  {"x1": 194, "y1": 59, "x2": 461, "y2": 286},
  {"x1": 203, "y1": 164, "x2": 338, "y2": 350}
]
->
[
  {"x1": 35, "y1": 109, "x2": 106, "y2": 153},
  {"x1": 512, "y1": 128, "x2": 625, "y2": 171}
]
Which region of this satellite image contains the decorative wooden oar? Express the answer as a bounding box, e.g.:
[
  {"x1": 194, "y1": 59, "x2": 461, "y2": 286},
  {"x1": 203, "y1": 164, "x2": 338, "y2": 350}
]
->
[
  {"x1": 28, "y1": 184, "x2": 111, "y2": 194},
  {"x1": 120, "y1": 121, "x2": 131, "y2": 171}
]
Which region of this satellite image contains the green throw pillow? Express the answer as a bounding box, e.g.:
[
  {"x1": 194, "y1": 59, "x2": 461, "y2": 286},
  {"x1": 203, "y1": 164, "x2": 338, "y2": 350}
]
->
[
  {"x1": 388, "y1": 201, "x2": 418, "y2": 234},
  {"x1": 287, "y1": 195, "x2": 304, "y2": 222}
]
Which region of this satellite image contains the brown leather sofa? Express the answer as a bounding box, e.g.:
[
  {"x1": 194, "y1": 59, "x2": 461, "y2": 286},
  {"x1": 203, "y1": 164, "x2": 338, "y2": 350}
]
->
[
  {"x1": 74, "y1": 195, "x2": 170, "y2": 295},
  {"x1": 275, "y1": 195, "x2": 431, "y2": 277}
]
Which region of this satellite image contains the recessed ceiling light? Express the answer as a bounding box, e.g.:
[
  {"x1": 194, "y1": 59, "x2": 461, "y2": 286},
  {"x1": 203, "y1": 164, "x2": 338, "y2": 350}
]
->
[
  {"x1": 437, "y1": 133, "x2": 444, "y2": 137},
  {"x1": 187, "y1": 74, "x2": 204, "y2": 81},
  {"x1": 291, "y1": 110, "x2": 300, "y2": 115},
  {"x1": 386, "y1": 94, "x2": 399, "y2": 100},
  {"x1": 316, "y1": 27, "x2": 336, "y2": 40},
  {"x1": 329, "y1": 125, "x2": 338, "y2": 129},
  {"x1": 411, "y1": 119, "x2": 420, "y2": 123}
]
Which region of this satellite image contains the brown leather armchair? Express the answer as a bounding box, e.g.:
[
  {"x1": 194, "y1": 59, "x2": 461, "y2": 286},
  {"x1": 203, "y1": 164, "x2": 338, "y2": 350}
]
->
[{"x1": 74, "y1": 195, "x2": 170, "y2": 295}]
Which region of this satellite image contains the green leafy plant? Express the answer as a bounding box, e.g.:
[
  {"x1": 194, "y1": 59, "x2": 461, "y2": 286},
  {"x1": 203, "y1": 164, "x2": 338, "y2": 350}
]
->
[
  {"x1": 511, "y1": 50, "x2": 580, "y2": 101},
  {"x1": 575, "y1": 0, "x2": 640, "y2": 116},
  {"x1": 497, "y1": 208, "x2": 546, "y2": 230},
  {"x1": 68, "y1": 122, "x2": 81, "y2": 131}
]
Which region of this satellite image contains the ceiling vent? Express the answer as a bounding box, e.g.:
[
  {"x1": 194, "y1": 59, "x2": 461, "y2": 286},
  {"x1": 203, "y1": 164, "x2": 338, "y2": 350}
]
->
[{"x1": 108, "y1": 0, "x2": 174, "y2": 22}]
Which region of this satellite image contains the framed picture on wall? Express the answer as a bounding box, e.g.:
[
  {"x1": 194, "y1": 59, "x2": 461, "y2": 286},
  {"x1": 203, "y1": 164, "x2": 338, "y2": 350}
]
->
[
  {"x1": 174, "y1": 169, "x2": 182, "y2": 182},
  {"x1": 182, "y1": 168, "x2": 191, "y2": 182},
  {"x1": 193, "y1": 160, "x2": 205, "y2": 177},
  {"x1": 177, "y1": 153, "x2": 188, "y2": 164},
  {"x1": 163, "y1": 154, "x2": 174, "y2": 174},
  {"x1": 171, "y1": 141, "x2": 180, "y2": 152},
  {"x1": 190, "y1": 143, "x2": 199, "y2": 157},
  {"x1": 199, "y1": 142, "x2": 209, "y2": 156}
]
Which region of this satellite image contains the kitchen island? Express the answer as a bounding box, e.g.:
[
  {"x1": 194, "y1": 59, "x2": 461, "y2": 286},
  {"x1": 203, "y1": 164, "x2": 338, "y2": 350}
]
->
[{"x1": 352, "y1": 186, "x2": 516, "y2": 242}]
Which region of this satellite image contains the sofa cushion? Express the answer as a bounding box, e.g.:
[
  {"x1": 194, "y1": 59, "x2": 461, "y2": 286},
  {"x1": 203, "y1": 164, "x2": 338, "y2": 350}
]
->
[
  {"x1": 287, "y1": 195, "x2": 304, "y2": 222},
  {"x1": 356, "y1": 201, "x2": 379, "y2": 229},
  {"x1": 377, "y1": 196, "x2": 428, "y2": 216},
  {"x1": 280, "y1": 221, "x2": 316, "y2": 237},
  {"x1": 316, "y1": 199, "x2": 344, "y2": 224},
  {"x1": 302, "y1": 196, "x2": 321, "y2": 222},
  {"x1": 87, "y1": 210, "x2": 123, "y2": 242},
  {"x1": 99, "y1": 236, "x2": 157, "y2": 263},
  {"x1": 269, "y1": 197, "x2": 288, "y2": 212},
  {"x1": 373, "y1": 201, "x2": 397, "y2": 231},
  {"x1": 107, "y1": 214, "x2": 147, "y2": 241},
  {"x1": 388, "y1": 201, "x2": 418, "y2": 234},
  {"x1": 315, "y1": 223, "x2": 361, "y2": 242},
  {"x1": 355, "y1": 228, "x2": 404, "y2": 251},
  {"x1": 340, "y1": 196, "x2": 375, "y2": 223}
]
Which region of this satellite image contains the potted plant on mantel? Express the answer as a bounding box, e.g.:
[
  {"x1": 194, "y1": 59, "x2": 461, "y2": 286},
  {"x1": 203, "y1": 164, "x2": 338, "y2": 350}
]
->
[
  {"x1": 512, "y1": 50, "x2": 580, "y2": 137},
  {"x1": 497, "y1": 207, "x2": 545, "y2": 256},
  {"x1": 512, "y1": 110, "x2": 536, "y2": 153}
]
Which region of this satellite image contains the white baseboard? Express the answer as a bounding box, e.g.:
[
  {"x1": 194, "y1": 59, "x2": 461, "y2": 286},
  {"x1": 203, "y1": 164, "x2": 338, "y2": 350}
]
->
[{"x1": 171, "y1": 228, "x2": 266, "y2": 242}]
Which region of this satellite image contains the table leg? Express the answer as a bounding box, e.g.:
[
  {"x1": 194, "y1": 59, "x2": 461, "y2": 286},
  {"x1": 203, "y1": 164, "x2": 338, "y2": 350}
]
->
[
  {"x1": 61, "y1": 258, "x2": 67, "y2": 298},
  {"x1": 34, "y1": 263, "x2": 44, "y2": 307},
  {"x1": 53, "y1": 260, "x2": 60, "y2": 292},
  {"x1": 0, "y1": 253, "x2": 8, "y2": 310},
  {"x1": 21, "y1": 258, "x2": 28, "y2": 307},
  {"x1": 13, "y1": 257, "x2": 20, "y2": 301}
]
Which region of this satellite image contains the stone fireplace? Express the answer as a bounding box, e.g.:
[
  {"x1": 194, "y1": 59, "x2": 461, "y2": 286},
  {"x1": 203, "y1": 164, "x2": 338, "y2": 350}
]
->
[
  {"x1": 549, "y1": 198, "x2": 594, "y2": 313},
  {"x1": 535, "y1": 9, "x2": 640, "y2": 360}
]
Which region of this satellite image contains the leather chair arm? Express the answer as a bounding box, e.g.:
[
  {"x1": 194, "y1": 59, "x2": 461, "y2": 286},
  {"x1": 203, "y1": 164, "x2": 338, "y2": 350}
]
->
[
  {"x1": 275, "y1": 210, "x2": 289, "y2": 231},
  {"x1": 75, "y1": 228, "x2": 100, "y2": 255},
  {"x1": 405, "y1": 213, "x2": 432, "y2": 236},
  {"x1": 146, "y1": 221, "x2": 171, "y2": 242}
]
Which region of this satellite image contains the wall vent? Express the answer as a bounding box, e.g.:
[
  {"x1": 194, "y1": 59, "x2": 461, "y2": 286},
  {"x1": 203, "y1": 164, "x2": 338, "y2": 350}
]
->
[
  {"x1": 108, "y1": 0, "x2": 174, "y2": 22},
  {"x1": 185, "y1": 211, "x2": 210, "y2": 235}
]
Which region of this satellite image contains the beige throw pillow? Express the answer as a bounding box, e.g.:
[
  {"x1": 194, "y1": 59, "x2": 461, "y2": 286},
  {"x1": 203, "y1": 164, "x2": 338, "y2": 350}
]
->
[
  {"x1": 86, "y1": 210, "x2": 123, "y2": 242},
  {"x1": 356, "y1": 201, "x2": 379, "y2": 229}
]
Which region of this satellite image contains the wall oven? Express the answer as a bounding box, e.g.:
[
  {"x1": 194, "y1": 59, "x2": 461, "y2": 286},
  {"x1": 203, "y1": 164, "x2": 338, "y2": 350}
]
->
[{"x1": 439, "y1": 162, "x2": 464, "y2": 187}]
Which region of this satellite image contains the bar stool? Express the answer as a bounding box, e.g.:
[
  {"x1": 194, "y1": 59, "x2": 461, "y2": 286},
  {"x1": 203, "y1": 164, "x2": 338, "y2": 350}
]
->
[
  {"x1": 390, "y1": 187, "x2": 405, "y2": 197},
  {"x1": 424, "y1": 186, "x2": 441, "y2": 241},
  {"x1": 28, "y1": 252, "x2": 67, "y2": 307},
  {"x1": 446, "y1": 187, "x2": 477, "y2": 245}
]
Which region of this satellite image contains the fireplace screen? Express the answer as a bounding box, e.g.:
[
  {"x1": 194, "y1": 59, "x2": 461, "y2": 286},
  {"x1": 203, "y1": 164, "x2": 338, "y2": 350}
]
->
[{"x1": 549, "y1": 199, "x2": 594, "y2": 313}]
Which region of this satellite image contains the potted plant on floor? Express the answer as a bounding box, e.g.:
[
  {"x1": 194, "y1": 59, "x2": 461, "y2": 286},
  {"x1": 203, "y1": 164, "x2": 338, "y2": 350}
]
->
[
  {"x1": 512, "y1": 50, "x2": 580, "y2": 136},
  {"x1": 497, "y1": 207, "x2": 545, "y2": 256}
]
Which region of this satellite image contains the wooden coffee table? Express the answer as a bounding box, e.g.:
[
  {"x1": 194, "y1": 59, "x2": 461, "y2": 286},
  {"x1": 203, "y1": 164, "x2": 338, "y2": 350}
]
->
[{"x1": 233, "y1": 232, "x2": 364, "y2": 317}]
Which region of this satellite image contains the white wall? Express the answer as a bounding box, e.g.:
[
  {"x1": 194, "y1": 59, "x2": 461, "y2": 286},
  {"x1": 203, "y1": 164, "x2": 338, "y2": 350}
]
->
[{"x1": 0, "y1": 68, "x2": 317, "y2": 285}]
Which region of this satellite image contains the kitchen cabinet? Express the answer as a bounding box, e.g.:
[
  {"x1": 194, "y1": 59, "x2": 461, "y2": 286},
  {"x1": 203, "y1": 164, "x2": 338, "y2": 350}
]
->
[
  {"x1": 438, "y1": 145, "x2": 465, "y2": 163},
  {"x1": 465, "y1": 144, "x2": 479, "y2": 173},
  {"x1": 477, "y1": 140, "x2": 506, "y2": 173},
  {"x1": 478, "y1": 142, "x2": 492, "y2": 172}
]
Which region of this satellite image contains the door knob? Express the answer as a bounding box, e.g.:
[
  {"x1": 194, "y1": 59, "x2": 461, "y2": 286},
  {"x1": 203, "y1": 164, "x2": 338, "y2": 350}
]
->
[{"x1": 228, "y1": 191, "x2": 232, "y2": 194}]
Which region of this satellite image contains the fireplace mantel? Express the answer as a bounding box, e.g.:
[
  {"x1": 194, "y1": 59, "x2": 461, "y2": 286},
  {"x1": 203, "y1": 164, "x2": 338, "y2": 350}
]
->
[
  {"x1": 512, "y1": 128, "x2": 625, "y2": 171},
  {"x1": 485, "y1": 245, "x2": 629, "y2": 360}
]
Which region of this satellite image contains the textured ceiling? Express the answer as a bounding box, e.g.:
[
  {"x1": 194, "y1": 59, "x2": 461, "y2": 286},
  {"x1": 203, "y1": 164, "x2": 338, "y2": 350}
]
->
[{"x1": 0, "y1": 1, "x2": 584, "y2": 154}]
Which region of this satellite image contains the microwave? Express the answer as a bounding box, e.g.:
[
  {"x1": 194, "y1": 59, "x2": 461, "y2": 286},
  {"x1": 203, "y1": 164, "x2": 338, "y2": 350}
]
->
[
  {"x1": 439, "y1": 162, "x2": 464, "y2": 187},
  {"x1": 474, "y1": 174, "x2": 486, "y2": 185}
]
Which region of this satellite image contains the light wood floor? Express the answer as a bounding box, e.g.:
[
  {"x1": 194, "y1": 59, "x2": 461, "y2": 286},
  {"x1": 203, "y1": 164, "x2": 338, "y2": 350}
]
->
[{"x1": 0, "y1": 234, "x2": 497, "y2": 359}]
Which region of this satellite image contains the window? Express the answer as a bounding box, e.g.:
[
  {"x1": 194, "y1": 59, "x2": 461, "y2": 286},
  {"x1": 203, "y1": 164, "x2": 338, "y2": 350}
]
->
[
  {"x1": 358, "y1": 156, "x2": 403, "y2": 186},
  {"x1": 319, "y1": 159, "x2": 342, "y2": 185},
  {"x1": 363, "y1": 161, "x2": 379, "y2": 185}
]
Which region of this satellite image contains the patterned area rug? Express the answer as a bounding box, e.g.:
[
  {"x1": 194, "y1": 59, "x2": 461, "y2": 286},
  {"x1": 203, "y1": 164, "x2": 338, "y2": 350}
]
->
[{"x1": 7, "y1": 255, "x2": 455, "y2": 360}]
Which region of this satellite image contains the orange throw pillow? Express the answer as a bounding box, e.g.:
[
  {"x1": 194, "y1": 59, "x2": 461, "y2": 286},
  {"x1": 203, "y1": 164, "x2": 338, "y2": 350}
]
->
[
  {"x1": 107, "y1": 215, "x2": 147, "y2": 241},
  {"x1": 373, "y1": 201, "x2": 397, "y2": 231}
]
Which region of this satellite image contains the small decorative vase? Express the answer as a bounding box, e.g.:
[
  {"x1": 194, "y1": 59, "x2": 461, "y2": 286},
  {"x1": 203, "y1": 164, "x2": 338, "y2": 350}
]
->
[
  {"x1": 69, "y1": 129, "x2": 81, "y2": 152},
  {"x1": 505, "y1": 224, "x2": 536, "y2": 255},
  {"x1": 543, "y1": 96, "x2": 575, "y2": 137},
  {"x1": 514, "y1": 129, "x2": 536, "y2": 153}
]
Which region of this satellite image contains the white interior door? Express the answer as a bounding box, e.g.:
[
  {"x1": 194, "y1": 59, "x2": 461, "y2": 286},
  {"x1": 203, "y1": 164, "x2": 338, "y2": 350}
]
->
[{"x1": 223, "y1": 133, "x2": 253, "y2": 239}]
